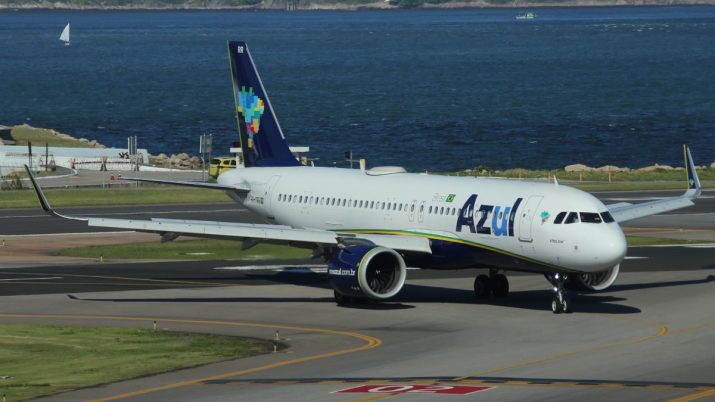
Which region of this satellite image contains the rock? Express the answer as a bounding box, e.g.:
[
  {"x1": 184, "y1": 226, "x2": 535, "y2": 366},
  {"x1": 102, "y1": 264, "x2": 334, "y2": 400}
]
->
[
  {"x1": 638, "y1": 164, "x2": 674, "y2": 172},
  {"x1": 78, "y1": 138, "x2": 89, "y2": 143},
  {"x1": 176, "y1": 152, "x2": 190, "y2": 161},
  {"x1": 710, "y1": 161, "x2": 715, "y2": 169},
  {"x1": 596, "y1": 165, "x2": 629, "y2": 172},
  {"x1": 564, "y1": 164, "x2": 594, "y2": 172}
]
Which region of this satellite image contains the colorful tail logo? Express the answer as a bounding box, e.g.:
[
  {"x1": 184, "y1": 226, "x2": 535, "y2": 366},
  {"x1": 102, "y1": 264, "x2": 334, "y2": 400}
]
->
[{"x1": 236, "y1": 86, "x2": 265, "y2": 151}]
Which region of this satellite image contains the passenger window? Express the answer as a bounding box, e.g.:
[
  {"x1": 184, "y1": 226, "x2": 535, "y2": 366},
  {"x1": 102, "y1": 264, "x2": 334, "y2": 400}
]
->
[
  {"x1": 580, "y1": 212, "x2": 603, "y2": 223},
  {"x1": 601, "y1": 212, "x2": 615, "y2": 223},
  {"x1": 440, "y1": 207, "x2": 444, "y2": 215},
  {"x1": 564, "y1": 212, "x2": 579, "y2": 224},
  {"x1": 411, "y1": 204, "x2": 415, "y2": 212},
  {"x1": 554, "y1": 212, "x2": 567, "y2": 224}
]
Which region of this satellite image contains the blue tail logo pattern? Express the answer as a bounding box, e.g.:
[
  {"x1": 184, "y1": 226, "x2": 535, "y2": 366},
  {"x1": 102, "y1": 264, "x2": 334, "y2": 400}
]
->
[{"x1": 236, "y1": 86, "x2": 265, "y2": 155}]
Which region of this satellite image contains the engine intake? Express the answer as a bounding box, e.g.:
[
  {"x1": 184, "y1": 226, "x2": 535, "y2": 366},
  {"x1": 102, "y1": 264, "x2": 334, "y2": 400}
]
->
[
  {"x1": 568, "y1": 264, "x2": 620, "y2": 291},
  {"x1": 329, "y1": 245, "x2": 407, "y2": 300}
]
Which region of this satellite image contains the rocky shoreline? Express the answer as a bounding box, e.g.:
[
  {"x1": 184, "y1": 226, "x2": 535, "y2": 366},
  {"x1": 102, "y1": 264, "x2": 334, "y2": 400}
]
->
[{"x1": 5, "y1": 124, "x2": 713, "y2": 172}]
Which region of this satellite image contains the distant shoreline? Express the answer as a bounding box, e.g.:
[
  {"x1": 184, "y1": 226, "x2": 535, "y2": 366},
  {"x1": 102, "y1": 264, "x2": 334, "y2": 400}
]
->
[{"x1": 2, "y1": 1, "x2": 714, "y2": 11}]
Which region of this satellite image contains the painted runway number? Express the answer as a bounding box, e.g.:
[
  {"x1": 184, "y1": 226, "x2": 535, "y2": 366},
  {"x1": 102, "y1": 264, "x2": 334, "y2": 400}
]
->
[{"x1": 335, "y1": 384, "x2": 491, "y2": 395}]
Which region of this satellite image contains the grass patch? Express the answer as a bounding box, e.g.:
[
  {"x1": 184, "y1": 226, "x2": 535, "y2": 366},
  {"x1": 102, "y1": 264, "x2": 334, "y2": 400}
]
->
[
  {"x1": 59, "y1": 239, "x2": 312, "y2": 260},
  {"x1": 626, "y1": 236, "x2": 710, "y2": 246},
  {"x1": 9, "y1": 125, "x2": 96, "y2": 148},
  {"x1": 448, "y1": 167, "x2": 715, "y2": 182},
  {"x1": 0, "y1": 324, "x2": 271, "y2": 401},
  {"x1": 1, "y1": 187, "x2": 232, "y2": 209}
]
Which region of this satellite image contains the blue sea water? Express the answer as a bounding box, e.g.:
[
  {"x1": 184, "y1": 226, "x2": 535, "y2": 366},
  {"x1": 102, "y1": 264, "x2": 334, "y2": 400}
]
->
[{"x1": 0, "y1": 7, "x2": 713, "y2": 170}]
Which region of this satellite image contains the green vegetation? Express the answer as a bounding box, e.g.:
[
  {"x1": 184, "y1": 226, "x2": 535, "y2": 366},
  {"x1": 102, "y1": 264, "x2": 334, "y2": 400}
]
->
[
  {"x1": 1, "y1": 187, "x2": 232, "y2": 209},
  {"x1": 59, "y1": 238, "x2": 312, "y2": 260},
  {"x1": 0, "y1": 324, "x2": 271, "y2": 401},
  {"x1": 8, "y1": 125, "x2": 97, "y2": 148},
  {"x1": 626, "y1": 236, "x2": 710, "y2": 246},
  {"x1": 449, "y1": 166, "x2": 715, "y2": 183}
]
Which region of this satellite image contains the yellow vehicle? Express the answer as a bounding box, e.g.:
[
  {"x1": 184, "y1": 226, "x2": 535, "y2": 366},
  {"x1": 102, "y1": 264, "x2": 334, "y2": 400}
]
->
[{"x1": 209, "y1": 157, "x2": 237, "y2": 178}]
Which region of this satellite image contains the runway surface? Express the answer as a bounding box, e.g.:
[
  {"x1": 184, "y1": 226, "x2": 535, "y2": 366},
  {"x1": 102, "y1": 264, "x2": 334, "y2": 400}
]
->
[{"x1": 0, "y1": 189, "x2": 714, "y2": 401}]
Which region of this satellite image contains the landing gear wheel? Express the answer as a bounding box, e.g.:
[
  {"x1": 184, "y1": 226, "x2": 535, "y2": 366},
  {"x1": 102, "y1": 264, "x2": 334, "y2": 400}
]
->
[
  {"x1": 562, "y1": 296, "x2": 572, "y2": 314},
  {"x1": 549, "y1": 273, "x2": 572, "y2": 314},
  {"x1": 474, "y1": 274, "x2": 491, "y2": 299},
  {"x1": 491, "y1": 274, "x2": 509, "y2": 298},
  {"x1": 551, "y1": 296, "x2": 562, "y2": 314},
  {"x1": 551, "y1": 295, "x2": 572, "y2": 314}
]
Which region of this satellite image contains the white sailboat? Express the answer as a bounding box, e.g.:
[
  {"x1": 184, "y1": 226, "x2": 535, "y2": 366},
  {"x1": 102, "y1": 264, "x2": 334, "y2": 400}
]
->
[{"x1": 59, "y1": 23, "x2": 70, "y2": 46}]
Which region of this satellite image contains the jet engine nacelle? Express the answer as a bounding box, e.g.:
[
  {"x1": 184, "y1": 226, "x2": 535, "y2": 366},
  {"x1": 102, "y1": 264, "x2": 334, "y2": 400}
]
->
[
  {"x1": 328, "y1": 245, "x2": 407, "y2": 300},
  {"x1": 568, "y1": 264, "x2": 621, "y2": 291}
]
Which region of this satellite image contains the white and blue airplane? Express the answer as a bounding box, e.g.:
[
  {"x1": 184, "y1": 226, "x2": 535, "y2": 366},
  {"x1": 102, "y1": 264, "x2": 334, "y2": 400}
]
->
[{"x1": 26, "y1": 41, "x2": 703, "y2": 314}]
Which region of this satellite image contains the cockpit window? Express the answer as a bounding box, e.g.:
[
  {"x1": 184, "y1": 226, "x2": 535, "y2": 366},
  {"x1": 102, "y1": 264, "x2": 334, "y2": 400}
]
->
[
  {"x1": 580, "y1": 212, "x2": 603, "y2": 224},
  {"x1": 601, "y1": 211, "x2": 615, "y2": 223},
  {"x1": 564, "y1": 212, "x2": 579, "y2": 224},
  {"x1": 554, "y1": 212, "x2": 567, "y2": 224}
]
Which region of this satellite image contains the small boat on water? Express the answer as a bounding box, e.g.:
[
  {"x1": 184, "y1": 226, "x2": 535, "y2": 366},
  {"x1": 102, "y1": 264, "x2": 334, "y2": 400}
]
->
[
  {"x1": 516, "y1": 12, "x2": 536, "y2": 20},
  {"x1": 59, "y1": 23, "x2": 70, "y2": 46}
]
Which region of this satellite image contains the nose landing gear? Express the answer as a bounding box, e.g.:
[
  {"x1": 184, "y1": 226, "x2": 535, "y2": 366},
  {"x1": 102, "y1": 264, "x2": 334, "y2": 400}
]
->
[{"x1": 549, "y1": 273, "x2": 572, "y2": 314}]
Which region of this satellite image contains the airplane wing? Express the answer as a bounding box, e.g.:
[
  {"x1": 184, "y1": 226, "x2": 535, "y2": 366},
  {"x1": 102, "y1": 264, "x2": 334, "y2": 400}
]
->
[
  {"x1": 24, "y1": 166, "x2": 432, "y2": 254},
  {"x1": 121, "y1": 177, "x2": 249, "y2": 192},
  {"x1": 607, "y1": 146, "x2": 701, "y2": 223}
]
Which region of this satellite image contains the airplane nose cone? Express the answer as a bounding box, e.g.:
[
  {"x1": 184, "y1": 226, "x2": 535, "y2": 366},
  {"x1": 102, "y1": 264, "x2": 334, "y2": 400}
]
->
[{"x1": 602, "y1": 228, "x2": 627, "y2": 266}]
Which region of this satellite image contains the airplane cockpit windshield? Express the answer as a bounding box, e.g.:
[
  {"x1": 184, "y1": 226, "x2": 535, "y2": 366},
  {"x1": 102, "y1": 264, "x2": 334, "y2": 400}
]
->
[{"x1": 553, "y1": 211, "x2": 615, "y2": 224}]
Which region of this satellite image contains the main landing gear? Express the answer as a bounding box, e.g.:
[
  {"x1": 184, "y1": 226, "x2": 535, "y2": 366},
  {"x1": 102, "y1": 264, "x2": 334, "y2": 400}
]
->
[
  {"x1": 548, "y1": 273, "x2": 572, "y2": 314},
  {"x1": 473, "y1": 269, "x2": 509, "y2": 299}
]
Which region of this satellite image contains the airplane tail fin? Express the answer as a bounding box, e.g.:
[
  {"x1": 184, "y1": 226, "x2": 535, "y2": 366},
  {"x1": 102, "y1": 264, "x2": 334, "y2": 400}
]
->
[{"x1": 228, "y1": 41, "x2": 299, "y2": 168}]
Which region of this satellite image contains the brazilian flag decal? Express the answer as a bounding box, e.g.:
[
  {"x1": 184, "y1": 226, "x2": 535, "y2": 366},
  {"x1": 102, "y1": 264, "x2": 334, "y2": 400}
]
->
[{"x1": 446, "y1": 194, "x2": 456, "y2": 203}]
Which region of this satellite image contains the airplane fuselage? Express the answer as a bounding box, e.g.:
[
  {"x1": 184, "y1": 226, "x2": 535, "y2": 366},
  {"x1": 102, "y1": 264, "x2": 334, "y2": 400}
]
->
[{"x1": 219, "y1": 166, "x2": 627, "y2": 275}]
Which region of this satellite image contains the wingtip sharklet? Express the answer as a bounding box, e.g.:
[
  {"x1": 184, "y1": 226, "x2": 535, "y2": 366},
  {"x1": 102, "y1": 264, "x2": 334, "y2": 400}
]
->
[
  {"x1": 684, "y1": 144, "x2": 701, "y2": 199},
  {"x1": 23, "y1": 165, "x2": 86, "y2": 221}
]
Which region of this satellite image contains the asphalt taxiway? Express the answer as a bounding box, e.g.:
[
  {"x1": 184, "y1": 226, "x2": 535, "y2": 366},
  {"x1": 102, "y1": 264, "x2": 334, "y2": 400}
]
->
[{"x1": 0, "y1": 189, "x2": 714, "y2": 401}]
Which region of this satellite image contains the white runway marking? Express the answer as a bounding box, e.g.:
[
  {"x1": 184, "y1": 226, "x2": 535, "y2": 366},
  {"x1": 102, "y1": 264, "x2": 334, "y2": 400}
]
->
[
  {"x1": 636, "y1": 243, "x2": 715, "y2": 248},
  {"x1": 0, "y1": 277, "x2": 62, "y2": 281},
  {"x1": 215, "y1": 265, "x2": 419, "y2": 273},
  {"x1": 624, "y1": 256, "x2": 648, "y2": 260},
  {"x1": 215, "y1": 265, "x2": 328, "y2": 273},
  {"x1": 604, "y1": 196, "x2": 715, "y2": 201}
]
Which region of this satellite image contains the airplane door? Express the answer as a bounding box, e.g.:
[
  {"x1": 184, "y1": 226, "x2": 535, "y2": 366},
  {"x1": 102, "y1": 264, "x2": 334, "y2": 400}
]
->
[
  {"x1": 265, "y1": 175, "x2": 281, "y2": 218},
  {"x1": 518, "y1": 195, "x2": 543, "y2": 242},
  {"x1": 418, "y1": 201, "x2": 426, "y2": 223},
  {"x1": 409, "y1": 200, "x2": 417, "y2": 222}
]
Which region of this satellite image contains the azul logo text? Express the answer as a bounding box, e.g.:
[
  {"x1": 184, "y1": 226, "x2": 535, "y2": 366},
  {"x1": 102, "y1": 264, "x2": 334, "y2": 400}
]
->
[{"x1": 456, "y1": 195, "x2": 523, "y2": 236}]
